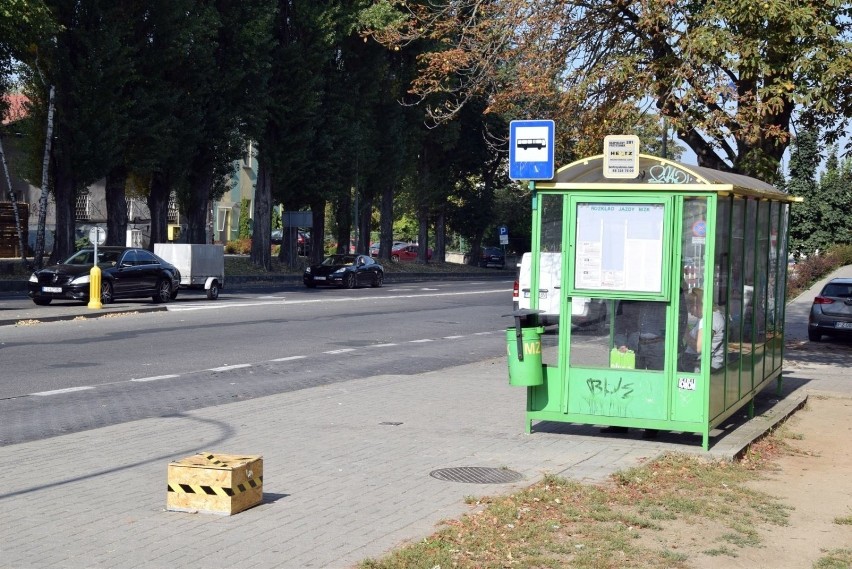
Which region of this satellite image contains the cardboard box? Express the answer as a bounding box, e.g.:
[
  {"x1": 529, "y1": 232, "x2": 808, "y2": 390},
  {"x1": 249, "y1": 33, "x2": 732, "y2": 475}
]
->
[{"x1": 167, "y1": 453, "x2": 263, "y2": 515}]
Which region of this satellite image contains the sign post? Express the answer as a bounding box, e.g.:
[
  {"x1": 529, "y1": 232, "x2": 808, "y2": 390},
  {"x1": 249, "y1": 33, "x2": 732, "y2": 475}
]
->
[
  {"x1": 88, "y1": 227, "x2": 106, "y2": 310},
  {"x1": 509, "y1": 120, "x2": 555, "y2": 181}
]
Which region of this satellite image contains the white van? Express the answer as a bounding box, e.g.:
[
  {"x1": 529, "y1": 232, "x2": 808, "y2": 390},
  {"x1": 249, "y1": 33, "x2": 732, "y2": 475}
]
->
[{"x1": 512, "y1": 252, "x2": 608, "y2": 327}]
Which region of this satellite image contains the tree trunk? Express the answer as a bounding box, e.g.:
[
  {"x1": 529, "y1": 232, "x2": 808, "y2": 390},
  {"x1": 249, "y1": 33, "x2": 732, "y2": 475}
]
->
[
  {"x1": 468, "y1": 229, "x2": 484, "y2": 267},
  {"x1": 34, "y1": 85, "x2": 56, "y2": 269},
  {"x1": 147, "y1": 172, "x2": 170, "y2": 249},
  {"x1": 104, "y1": 165, "x2": 128, "y2": 246},
  {"x1": 434, "y1": 207, "x2": 445, "y2": 263},
  {"x1": 0, "y1": 135, "x2": 28, "y2": 265},
  {"x1": 250, "y1": 158, "x2": 272, "y2": 270},
  {"x1": 335, "y1": 191, "x2": 351, "y2": 254},
  {"x1": 378, "y1": 182, "x2": 393, "y2": 260},
  {"x1": 309, "y1": 198, "x2": 325, "y2": 264},
  {"x1": 357, "y1": 193, "x2": 372, "y2": 254},
  {"x1": 186, "y1": 168, "x2": 213, "y2": 244},
  {"x1": 51, "y1": 176, "x2": 76, "y2": 264},
  {"x1": 417, "y1": 204, "x2": 429, "y2": 264}
]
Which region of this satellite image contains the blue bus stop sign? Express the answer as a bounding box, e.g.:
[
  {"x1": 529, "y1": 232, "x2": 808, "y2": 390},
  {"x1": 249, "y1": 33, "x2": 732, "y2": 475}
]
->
[{"x1": 509, "y1": 120, "x2": 555, "y2": 181}]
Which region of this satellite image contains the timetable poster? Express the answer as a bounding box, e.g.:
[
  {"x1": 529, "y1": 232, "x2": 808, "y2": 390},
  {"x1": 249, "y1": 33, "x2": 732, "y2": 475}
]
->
[{"x1": 574, "y1": 203, "x2": 664, "y2": 293}]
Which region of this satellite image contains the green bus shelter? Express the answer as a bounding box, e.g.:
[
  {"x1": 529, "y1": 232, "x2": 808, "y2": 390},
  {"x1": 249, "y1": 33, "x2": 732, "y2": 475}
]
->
[{"x1": 508, "y1": 153, "x2": 798, "y2": 450}]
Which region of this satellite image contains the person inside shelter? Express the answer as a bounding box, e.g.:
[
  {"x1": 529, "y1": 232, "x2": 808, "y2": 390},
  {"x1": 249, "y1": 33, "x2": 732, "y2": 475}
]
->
[
  {"x1": 680, "y1": 288, "x2": 725, "y2": 372},
  {"x1": 603, "y1": 299, "x2": 666, "y2": 439},
  {"x1": 611, "y1": 300, "x2": 667, "y2": 371}
]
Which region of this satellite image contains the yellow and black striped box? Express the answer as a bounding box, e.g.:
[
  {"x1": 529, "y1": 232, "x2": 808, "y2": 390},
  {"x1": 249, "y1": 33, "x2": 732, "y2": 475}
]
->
[{"x1": 167, "y1": 453, "x2": 263, "y2": 515}]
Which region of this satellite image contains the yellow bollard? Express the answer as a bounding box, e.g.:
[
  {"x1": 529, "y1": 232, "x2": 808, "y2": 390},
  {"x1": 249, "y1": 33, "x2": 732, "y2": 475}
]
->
[{"x1": 88, "y1": 265, "x2": 102, "y2": 309}]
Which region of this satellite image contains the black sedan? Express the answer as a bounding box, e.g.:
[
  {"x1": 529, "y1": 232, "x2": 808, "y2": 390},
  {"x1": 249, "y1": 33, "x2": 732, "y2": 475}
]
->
[
  {"x1": 479, "y1": 246, "x2": 505, "y2": 269},
  {"x1": 27, "y1": 246, "x2": 181, "y2": 305},
  {"x1": 303, "y1": 254, "x2": 384, "y2": 288}
]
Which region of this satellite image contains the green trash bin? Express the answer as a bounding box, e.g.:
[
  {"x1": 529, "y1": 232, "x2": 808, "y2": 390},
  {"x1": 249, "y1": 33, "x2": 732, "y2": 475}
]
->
[{"x1": 506, "y1": 327, "x2": 545, "y2": 386}]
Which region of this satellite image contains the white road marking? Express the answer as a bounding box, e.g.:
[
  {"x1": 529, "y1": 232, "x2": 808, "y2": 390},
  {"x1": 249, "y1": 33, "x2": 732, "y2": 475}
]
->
[
  {"x1": 132, "y1": 374, "x2": 180, "y2": 382},
  {"x1": 22, "y1": 328, "x2": 502, "y2": 398},
  {"x1": 33, "y1": 386, "x2": 95, "y2": 396},
  {"x1": 207, "y1": 364, "x2": 252, "y2": 372},
  {"x1": 166, "y1": 288, "x2": 509, "y2": 311}
]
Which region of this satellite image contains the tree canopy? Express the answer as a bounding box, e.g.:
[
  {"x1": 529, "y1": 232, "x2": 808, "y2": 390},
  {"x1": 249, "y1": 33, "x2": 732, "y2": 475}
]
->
[{"x1": 374, "y1": 0, "x2": 852, "y2": 180}]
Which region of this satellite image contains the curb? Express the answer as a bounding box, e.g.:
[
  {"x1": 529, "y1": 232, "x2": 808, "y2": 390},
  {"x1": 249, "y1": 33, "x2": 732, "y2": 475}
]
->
[
  {"x1": 0, "y1": 305, "x2": 168, "y2": 327},
  {"x1": 0, "y1": 270, "x2": 512, "y2": 295}
]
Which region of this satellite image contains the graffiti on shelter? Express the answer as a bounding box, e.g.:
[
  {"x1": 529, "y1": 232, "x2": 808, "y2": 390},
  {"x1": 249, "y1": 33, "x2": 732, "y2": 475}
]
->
[
  {"x1": 584, "y1": 376, "x2": 635, "y2": 415},
  {"x1": 648, "y1": 164, "x2": 695, "y2": 185}
]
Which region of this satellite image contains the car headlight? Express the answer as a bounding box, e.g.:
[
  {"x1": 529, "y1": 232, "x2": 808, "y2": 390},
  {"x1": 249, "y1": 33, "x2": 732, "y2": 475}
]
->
[
  {"x1": 70, "y1": 274, "x2": 90, "y2": 285},
  {"x1": 305, "y1": 267, "x2": 312, "y2": 274},
  {"x1": 333, "y1": 268, "x2": 345, "y2": 274},
  {"x1": 29, "y1": 273, "x2": 38, "y2": 283}
]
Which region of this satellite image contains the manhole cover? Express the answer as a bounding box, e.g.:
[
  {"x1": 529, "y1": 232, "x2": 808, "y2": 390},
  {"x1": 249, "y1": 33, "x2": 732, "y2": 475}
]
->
[{"x1": 429, "y1": 466, "x2": 524, "y2": 484}]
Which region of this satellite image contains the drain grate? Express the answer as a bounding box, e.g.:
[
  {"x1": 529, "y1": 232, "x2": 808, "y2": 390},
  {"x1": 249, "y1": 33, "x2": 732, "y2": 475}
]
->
[{"x1": 429, "y1": 466, "x2": 524, "y2": 484}]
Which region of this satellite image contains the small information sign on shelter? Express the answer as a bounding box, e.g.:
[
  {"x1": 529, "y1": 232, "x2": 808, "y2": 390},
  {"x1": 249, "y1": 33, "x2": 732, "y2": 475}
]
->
[{"x1": 603, "y1": 135, "x2": 640, "y2": 178}]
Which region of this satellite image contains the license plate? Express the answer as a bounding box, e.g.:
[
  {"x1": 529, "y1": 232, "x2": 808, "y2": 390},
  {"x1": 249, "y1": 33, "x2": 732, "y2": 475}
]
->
[
  {"x1": 42, "y1": 286, "x2": 62, "y2": 293},
  {"x1": 314, "y1": 276, "x2": 326, "y2": 281},
  {"x1": 835, "y1": 322, "x2": 852, "y2": 329},
  {"x1": 522, "y1": 291, "x2": 547, "y2": 299}
]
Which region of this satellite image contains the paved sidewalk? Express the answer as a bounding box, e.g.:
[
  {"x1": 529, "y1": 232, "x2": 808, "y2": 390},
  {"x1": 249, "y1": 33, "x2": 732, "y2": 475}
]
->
[{"x1": 0, "y1": 268, "x2": 850, "y2": 569}]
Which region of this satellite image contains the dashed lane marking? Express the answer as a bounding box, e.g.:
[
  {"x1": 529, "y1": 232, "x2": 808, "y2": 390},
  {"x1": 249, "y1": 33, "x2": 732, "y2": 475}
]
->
[
  {"x1": 166, "y1": 288, "x2": 509, "y2": 312},
  {"x1": 25, "y1": 330, "x2": 500, "y2": 397},
  {"x1": 207, "y1": 364, "x2": 252, "y2": 372},
  {"x1": 33, "y1": 386, "x2": 96, "y2": 396},
  {"x1": 132, "y1": 374, "x2": 180, "y2": 382}
]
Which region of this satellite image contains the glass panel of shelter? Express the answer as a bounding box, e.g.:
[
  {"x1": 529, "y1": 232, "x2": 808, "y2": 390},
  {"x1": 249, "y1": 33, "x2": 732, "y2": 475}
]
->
[
  {"x1": 567, "y1": 198, "x2": 672, "y2": 373},
  {"x1": 538, "y1": 193, "x2": 563, "y2": 368}
]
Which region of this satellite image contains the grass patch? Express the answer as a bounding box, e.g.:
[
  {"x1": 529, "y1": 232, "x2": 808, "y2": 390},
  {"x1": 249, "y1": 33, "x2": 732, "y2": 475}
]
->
[
  {"x1": 815, "y1": 549, "x2": 852, "y2": 569},
  {"x1": 833, "y1": 515, "x2": 852, "y2": 526},
  {"x1": 358, "y1": 443, "x2": 793, "y2": 569}
]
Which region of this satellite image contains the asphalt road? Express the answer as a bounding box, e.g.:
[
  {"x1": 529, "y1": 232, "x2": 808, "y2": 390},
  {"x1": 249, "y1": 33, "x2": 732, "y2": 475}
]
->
[{"x1": 0, "y1": 279, "x2": 514, "y2": 446}]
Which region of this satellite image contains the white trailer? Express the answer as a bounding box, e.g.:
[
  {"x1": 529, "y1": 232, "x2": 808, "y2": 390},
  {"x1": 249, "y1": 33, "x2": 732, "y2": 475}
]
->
[{"x1": 154, "y1": 244, "x2": 225, "y2": 300}]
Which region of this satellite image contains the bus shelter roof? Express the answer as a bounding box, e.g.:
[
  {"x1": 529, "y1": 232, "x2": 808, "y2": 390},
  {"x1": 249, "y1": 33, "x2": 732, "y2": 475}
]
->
[{"x1": 535, "y1": 154, "x2": 798, "y2": 202}]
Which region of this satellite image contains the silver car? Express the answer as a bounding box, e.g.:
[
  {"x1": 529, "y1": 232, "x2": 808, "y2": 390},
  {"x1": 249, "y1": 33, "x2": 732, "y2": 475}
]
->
[{"x1": 808, "y1": 277, "x2": 852, "y2": 342}]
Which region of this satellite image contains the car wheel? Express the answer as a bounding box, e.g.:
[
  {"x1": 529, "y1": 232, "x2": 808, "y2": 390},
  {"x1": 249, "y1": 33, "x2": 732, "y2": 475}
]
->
[
  {"x1": 371, "y1": 272, "x2": 384, "y2": 288},
  {"x1": 153, "y1": 279, "x2": 172, "y2": 303},
  {"x1": 101, "y1": 281, "x2": 114, "y2": 304},
  {"x1": 344, "y1": 272, "x2": 356, "y2": 289},
  {"x1": 304, "y1": 281, "x2": 316, "y2": 288},
  {"x1": 32, "y1": 298, "x2": 52, "y2": 306},
  {"x1": 206, "y1": 281, "x2": 219, "y2": 300},
  {"x1": 808, "y1": 329, "x2": 822, "y2": 342},
  {"x1": 391, "y1": 254, "x2": 400, "y2": 262}
]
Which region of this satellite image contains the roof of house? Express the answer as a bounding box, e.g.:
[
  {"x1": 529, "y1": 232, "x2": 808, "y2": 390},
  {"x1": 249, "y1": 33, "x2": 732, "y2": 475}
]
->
[{"x1": 1, "y1": 93, "x2": 29, "y2": 125}]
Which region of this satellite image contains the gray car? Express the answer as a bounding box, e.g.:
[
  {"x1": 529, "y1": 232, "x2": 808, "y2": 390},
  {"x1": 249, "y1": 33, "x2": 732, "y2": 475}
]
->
[{"x1": 808, "y1": 277, "x2": 852, "y2": 341}]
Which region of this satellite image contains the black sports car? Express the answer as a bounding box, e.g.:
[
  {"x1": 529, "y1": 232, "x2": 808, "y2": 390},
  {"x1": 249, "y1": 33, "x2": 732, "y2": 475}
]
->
[
  {"x1": 27, "y1": 246, "x2": 181, "y2": 305},
  {"x1": 303, "y1": 254, "x2": 384, "y2": 289}
]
